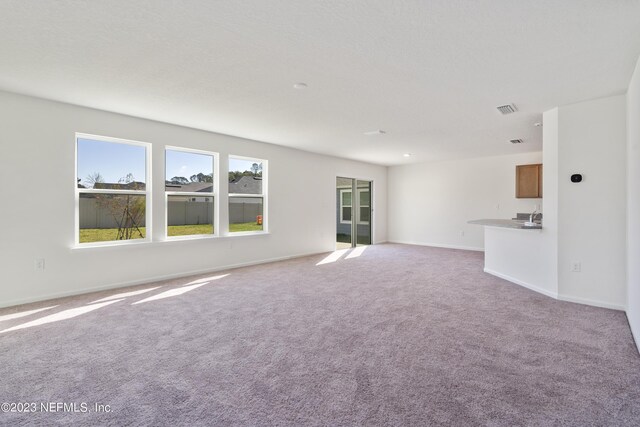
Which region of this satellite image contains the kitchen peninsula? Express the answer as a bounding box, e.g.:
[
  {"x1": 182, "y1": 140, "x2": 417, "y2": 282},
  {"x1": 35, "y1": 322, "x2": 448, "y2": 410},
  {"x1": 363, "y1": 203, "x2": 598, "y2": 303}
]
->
[{"x1": 469, "y1": 217, "x2": 556, "y2": 298}]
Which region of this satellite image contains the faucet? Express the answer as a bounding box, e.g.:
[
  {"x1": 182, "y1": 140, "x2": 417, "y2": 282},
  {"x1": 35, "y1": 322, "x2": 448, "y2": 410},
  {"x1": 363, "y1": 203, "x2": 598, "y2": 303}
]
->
[{"x1": 529, "y1": 210, "x2": 540, "y2": 223}]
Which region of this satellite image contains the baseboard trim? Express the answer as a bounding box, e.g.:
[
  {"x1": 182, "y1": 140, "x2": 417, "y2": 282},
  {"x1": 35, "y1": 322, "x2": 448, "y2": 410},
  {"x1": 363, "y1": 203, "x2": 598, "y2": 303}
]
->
[
  {"x1": 628, "y1": 314, "x2": 640, "y2": 355},
  {"x1": 483, "y1": 268, "x2": 559, "y2": 299},
  {"x1": 483, "y1": 268, "x2": 626, "y2": 311},
  {"x1": 388, "y1": 240, "x2": 484, "y2": 252},
  {"x1": 0, "y1": 250, "x2": 326, "y2": 309},
  {"x1": 557, "y1": 294, "x2": 626, "y2": 311}
]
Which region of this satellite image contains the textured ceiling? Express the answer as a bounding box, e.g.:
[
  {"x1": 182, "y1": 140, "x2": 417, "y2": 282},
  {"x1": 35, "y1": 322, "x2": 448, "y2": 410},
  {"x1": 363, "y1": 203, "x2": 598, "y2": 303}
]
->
[{"x1": 1, "y1": 1, "x2": 639, "y2": 165}]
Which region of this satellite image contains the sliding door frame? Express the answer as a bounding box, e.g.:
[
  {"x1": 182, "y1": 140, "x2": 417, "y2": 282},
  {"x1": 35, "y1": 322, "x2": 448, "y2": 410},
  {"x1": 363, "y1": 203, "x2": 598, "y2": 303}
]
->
[{"x1": 335, "y1": 175, "x2": 374, "y2": 247}]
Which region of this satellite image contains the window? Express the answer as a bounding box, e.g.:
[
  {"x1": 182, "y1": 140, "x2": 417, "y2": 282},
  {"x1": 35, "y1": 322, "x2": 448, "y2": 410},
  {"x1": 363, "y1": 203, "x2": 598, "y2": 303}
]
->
[
  {"x1": 340, "y1": 189, "x2": 352, "y2": 223},
  {"x1": 359, "y1": 188, "x2": 371, "y2": 223},
  {"x1": 165, "y1": 148, "x2": 216, "y2": 238},
  {"x1": 339, "y1": 188, "x2": 370, "y2": 224},
  {"x1": 76, "y1": 134, "x2": 150, "y2": 245},
  {"x1": 228, "y1": 156, "x2": 266, "y2": 233}
]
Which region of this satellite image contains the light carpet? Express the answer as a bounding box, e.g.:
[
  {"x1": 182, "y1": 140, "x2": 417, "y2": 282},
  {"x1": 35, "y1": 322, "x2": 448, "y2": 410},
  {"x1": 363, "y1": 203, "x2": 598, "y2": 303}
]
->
[{"x1": 0, "y1": 243, "x2": 639, "y2": 426}]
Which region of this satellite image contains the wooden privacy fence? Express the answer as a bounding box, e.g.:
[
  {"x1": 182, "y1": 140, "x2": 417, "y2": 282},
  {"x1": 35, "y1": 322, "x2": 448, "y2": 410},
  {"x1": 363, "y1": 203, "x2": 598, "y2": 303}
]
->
[{"x1": 79, "y1": 198, "x2": 263, "y2": 228}]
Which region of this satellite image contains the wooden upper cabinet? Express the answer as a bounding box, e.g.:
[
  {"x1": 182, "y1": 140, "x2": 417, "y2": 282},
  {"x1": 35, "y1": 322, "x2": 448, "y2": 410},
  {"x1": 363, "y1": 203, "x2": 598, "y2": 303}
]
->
[{"x1": 516, "y1": 163, "x2": 543, "y2": 198}]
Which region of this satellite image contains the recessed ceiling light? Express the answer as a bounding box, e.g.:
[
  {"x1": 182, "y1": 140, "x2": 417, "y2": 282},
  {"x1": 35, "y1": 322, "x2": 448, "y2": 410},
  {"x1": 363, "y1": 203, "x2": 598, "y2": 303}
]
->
[
  {"x1": 403, "y1": 153, "x2": 412, "y2": 157},
  {"x1": 363, "y1": 130, "x2": 386, "y2": 136},
  {"x1": 293, "y1": 82, "x2": 308, "y2": 89}
]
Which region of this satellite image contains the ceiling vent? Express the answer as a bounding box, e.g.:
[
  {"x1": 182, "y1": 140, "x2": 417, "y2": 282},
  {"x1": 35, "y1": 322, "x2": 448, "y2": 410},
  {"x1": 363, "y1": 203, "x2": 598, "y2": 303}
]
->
[
  {"x1": 496, "y1": 104, "x2": 517, "y2": 115},
  {"x1": 510, "y1": 139, "x2": 524, "y2": 144}
]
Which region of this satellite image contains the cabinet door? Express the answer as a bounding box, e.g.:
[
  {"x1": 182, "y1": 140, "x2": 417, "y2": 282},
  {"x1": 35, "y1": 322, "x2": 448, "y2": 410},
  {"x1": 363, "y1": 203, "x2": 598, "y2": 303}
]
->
[
  {"x1": 516, "y1": 164, "x2": 542, "y2": 198},
  {"x1": 538, "y1": 164, "x2": 543, "y2": 197}
]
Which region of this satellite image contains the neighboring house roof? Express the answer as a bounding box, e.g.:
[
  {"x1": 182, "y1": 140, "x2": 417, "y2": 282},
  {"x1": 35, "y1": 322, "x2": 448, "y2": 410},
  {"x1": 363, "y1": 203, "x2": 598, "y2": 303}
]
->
[
  {"x1": 167, "y1": 195, "x2": 213, "y2": 202},
  {"x1": 228, "y1": 175, "x2": 262, "y2": 194},
  {"x1": 94, "y1": 181, "x2": 146, "y2": 190},
  {"x1": 165, "y1": 182, "x2": 213, "y2": 193}
]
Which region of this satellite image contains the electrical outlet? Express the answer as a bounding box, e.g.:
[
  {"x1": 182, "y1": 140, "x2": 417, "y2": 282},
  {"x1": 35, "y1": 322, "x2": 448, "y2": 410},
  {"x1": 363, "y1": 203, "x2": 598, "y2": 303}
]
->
[
  {"x1": 35, "y1": 258, "x2": 45, "y2": 271},
  {"x1": 571, "y1": 262, "x2": 581, "y2": 273}
]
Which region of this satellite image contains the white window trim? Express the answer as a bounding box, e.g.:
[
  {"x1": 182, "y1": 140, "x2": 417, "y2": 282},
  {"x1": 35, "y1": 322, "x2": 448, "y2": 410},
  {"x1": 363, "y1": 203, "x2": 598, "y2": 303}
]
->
[
  {"x1": 165, "y1": 146, "x2": 219, "y2": 240},
  {"x1": 75, "y1": 133, "x2": 152, "y2": 248},
  {"x1": 228, "y1": 155, "x2": 267, "y2": 234},
  {"x1": 339, "y1": 188, "x2": 353, "y2": 224},
  {"x1": 358, "y1": 188, "x2": 371, "y2": 225},
  {"x1": 339, "y1": 188, "x2": 370, "y2": 225}
]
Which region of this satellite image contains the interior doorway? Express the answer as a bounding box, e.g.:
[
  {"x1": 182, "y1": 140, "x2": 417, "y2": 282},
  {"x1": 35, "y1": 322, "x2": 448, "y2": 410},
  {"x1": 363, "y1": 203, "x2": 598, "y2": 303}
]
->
[{"x1": 336, "y1": 177, "x2": 372, "y2": 249}]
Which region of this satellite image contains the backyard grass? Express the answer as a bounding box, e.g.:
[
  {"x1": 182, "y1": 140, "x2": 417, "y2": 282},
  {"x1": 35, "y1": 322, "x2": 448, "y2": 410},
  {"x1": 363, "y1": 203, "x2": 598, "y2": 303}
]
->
[
  {"x1": 79, "y1": 222, "x2": 263, "y2": 243},
  {"x1": 229, "y1": 222, "x2": 263, "y2": 233},
  {"x1": 168, "y1": 224, "x2": 213, "y2": 237},
  {"x1": 79, "y1": 227, "x2": 146, "y2": 243}
]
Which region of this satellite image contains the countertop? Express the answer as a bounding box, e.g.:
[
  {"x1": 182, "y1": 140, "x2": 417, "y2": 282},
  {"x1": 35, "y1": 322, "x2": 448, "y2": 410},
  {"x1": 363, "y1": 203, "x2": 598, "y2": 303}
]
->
[{"x1": 468, "y1": 219, "x2": 542, "y2": 230}]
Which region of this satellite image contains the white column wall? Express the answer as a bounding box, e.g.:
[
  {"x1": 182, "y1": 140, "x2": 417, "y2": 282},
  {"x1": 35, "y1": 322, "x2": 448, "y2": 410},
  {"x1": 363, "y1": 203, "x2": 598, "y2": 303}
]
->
[
  {"x1": 627, "y1": 56, "x2": 640, "y2": 345},
  {"x1": 556, "y1": 95, "x2": 627, "y2": 309}
]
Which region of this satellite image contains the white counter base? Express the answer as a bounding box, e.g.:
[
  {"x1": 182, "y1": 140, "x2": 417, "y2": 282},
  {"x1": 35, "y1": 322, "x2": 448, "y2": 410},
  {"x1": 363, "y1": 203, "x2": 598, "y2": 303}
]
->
[
  {"x1": 483, "y1": 226, "x2": 558, "y2": 299},
  {"x1": 483, "y1": 268, "x2": 558, "y2": 299}
]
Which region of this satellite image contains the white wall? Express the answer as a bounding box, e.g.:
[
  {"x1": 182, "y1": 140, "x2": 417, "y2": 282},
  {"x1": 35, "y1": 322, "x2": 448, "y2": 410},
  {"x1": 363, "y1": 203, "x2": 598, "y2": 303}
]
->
[
  {"x1": 556, "y1": 95, "x2": 627, "y2": 309},
  {"x1": 541, "y1": 108, "x2": 559, "y2": 297},
  {"x1": 0, "y1": 90, "x2": 387, "y2": 307},
  {"x1": 388, "y1": 95, "x2": 627, "y2": 312},
  {"x1": 387, "y1": 152, "x2": 543, "y2": 251},
  {"x1": 483, "y1": 227, "x2": 556, "y2": 299},
  {"x1": 628, "y1": 56, "x2": 640, "y2": 345}
]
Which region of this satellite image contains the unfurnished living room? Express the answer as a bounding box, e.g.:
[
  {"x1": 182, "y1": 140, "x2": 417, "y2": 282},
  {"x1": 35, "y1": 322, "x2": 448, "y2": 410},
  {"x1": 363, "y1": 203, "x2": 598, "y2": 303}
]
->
[{"x1": 1, "y1": 1, "x2": 640, "y2": 426}]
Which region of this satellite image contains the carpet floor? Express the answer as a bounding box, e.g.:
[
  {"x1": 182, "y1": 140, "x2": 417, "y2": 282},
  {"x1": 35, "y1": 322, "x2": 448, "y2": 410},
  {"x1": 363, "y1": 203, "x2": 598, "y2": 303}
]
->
[{"x1": 0, "y1": 243, "x2": 639, "y2": 426}]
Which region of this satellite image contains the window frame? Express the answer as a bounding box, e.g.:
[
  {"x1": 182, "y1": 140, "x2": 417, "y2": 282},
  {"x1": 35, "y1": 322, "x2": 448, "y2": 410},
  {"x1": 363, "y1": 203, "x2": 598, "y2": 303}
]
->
[
  {"x1": 228, "y1": 155, "x2": 268, "y2": 235},
  {"x1": 339, "y1": 188, "x2": 370, "y2": 225},
  {"x1": 339, "y1": 188, "x2": 353, "y2": 224},
  {"x1": 75, "y1": 133, "x2": 152, "y2": 247},
  {"x1": 164, "y1": 146, "x2": 219, "y2": 240},
  {"x1": 358, "y1": 187, "x2": 371, "y2": 224}
]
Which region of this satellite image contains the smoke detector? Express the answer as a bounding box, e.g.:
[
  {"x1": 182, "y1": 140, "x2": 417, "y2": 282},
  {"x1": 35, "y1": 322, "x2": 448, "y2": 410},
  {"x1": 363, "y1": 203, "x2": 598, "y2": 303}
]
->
[
  {"x1": 510, "y1": 139, "x2": 524, "y2": 144},
  {"x1": 496, "y1": 104, "x2": 518, "y2": 115}
]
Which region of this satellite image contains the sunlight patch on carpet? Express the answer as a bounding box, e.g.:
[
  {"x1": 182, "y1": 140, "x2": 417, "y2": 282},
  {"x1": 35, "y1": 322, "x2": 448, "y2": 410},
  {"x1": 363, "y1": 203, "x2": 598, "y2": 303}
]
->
[
  {"x1": 184, "y1": 274, "x2": 230, "y2": 286},
  {"x1": 316, "y1": 249, "x2": 350, "y2": 265},
  {"x1": 345, "y1": 246, "x2": 367, "y2": 259},
  {"x1": 90, "y1": 287, "x2": 161, "y2": 304},
  {"x1": 0, "y1": 306, "x2": 58, "y2": 323},
  {"x1": 132, "y1": 283, "x2": 209, "y2": 305},
  {"x1": 0, "y1": 300, "x2": 123, "y2": 333}
]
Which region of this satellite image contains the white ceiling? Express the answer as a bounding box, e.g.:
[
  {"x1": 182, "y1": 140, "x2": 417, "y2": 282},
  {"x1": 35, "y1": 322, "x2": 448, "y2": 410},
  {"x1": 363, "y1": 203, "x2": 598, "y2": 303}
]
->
[{"x1": 1, "y1": 1, "x2": 639, "y2": 166}]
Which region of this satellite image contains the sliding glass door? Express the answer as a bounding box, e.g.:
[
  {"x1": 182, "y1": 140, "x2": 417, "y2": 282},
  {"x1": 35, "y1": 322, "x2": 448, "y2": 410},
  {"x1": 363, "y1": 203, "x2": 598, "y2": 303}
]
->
[
  {"x1": 336, "y1": 177, "x2": 372, "y2": 248},
  {"x1": 356, "y1": 180, "x2": 372, "y2": 245}
]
